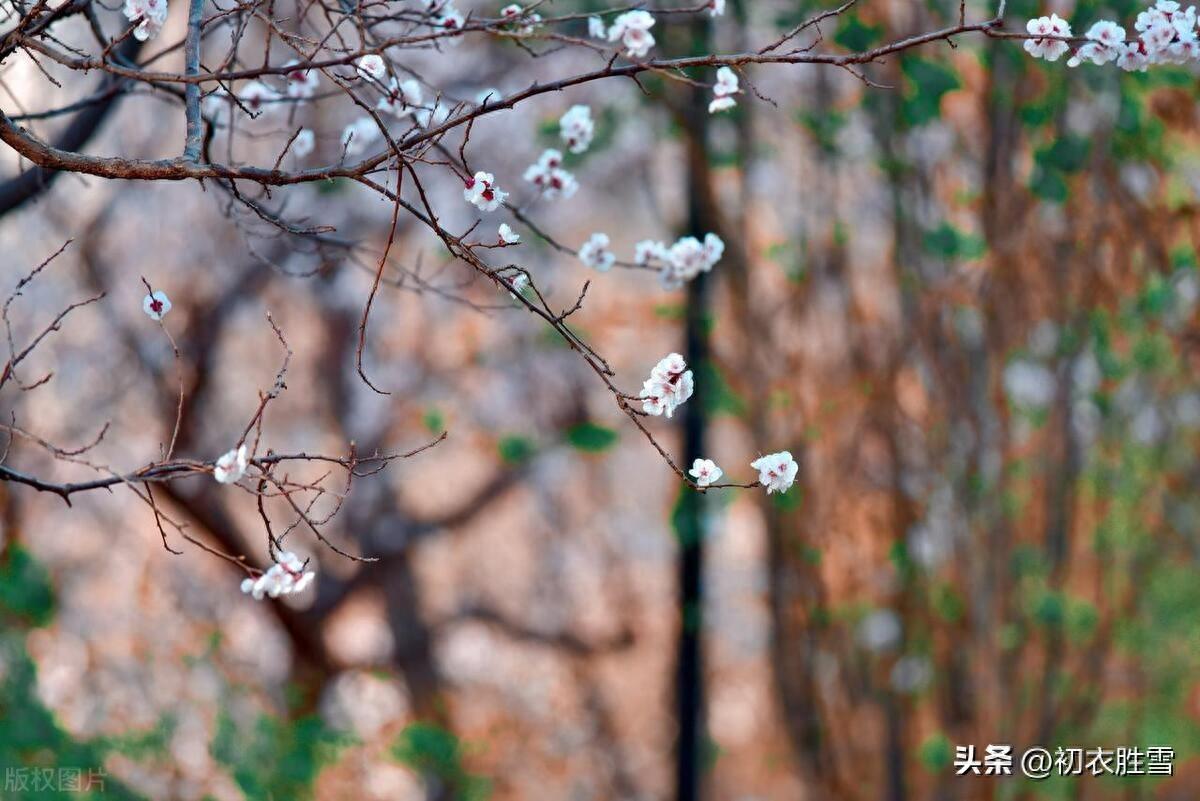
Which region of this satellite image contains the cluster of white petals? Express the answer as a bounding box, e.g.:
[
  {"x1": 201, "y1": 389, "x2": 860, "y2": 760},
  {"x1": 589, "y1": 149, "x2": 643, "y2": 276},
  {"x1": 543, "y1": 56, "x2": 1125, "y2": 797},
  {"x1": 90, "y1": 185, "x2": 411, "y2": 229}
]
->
[
  {"x1": 123, "y1": 0, "x2": 168, "y2": 41},
  {"x1": 240, "y1": 551, "x2": 316, "y2": 600},
  {"x1": 356, "y1": 54, "x2": 387, "y2": 82},
  {"x1": 501, "y1": 4, "x2": 542, "y2": 34},
  {"x1": 341, "y1": 117, "x2": 381, "y2": 155},
  {"x1": 213, "y1": 444, "x2": 249, "y2": 485},
  {"x1": 640, "y1": 353, "x2": 694, "y2": 418},
  {"x1": 751, "y1": 451, "x2": 798, "y2": 494},
  {"x1": 464, "y1": 171, "x2": 508, "y2": 212},
  {"x1": 293, "y1": 129, "x2": 315, "y2": 158},
  {"x1": 578, "y1": 232, "x2": 615, "y2": 271},
  {"x1": 498, "y1": 223, "x2": 520, "y2": 244},
  {"x1": 427, "y1": 0, "x2": 463, "y2": 29},
  {"x1": 238, "y1": 81, "x2": 279, "y2": 114},
  {"x1": 559, "y1": 105, "x2": 595, "y2": 154},
  {"x1": 376, "y1": 78, "x2": 423, "y2": 117},
  {"x1": 284, "y1": 60, "x2": 320, "y2": 99},
  {"x1": 1027, "y1": 2, "x2": 1200, "y2": 71},
  {"x1": 636, "y1": 233, "x2": 725, "y2": 289},
  {"x1": 606, "y1": 10, "x2": 656, "y2": 58},
  {"x1": 523, "y1": 149, "x2": 579, "y2": 200},
  {"x1": 708, "y1": 67, "x2": 740, "y2": 114},
  {"x1": 1024, "y1": 13, "x2": 1073, "y2": 61},
  {"x1": 707, "y1": 0, "x2": 726, "y2": 16},
  {"x1": 142, "y1": 290, "x2": 171, "y2": 320},
  {"x1": 506, "y1": 272, "x2": 529, "y2": 298},
  {"x1": 689, "y1": 458, "x2": 723, "y2": 487}
]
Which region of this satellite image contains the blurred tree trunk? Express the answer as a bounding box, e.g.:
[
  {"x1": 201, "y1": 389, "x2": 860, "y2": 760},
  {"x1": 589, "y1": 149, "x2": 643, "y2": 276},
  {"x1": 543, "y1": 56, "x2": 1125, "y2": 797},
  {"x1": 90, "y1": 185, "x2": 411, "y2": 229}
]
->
[{"x1": 674, "y1": 13, "x2": 714, "y2": 801}]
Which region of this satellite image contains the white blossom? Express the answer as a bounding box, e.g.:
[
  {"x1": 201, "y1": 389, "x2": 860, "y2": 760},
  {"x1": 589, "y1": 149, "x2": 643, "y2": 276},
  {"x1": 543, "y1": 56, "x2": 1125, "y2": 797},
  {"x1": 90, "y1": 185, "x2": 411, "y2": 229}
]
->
[
  {"x1": 498, "y1": 223, "x2": 520, "y2": 244},
  {"x1": 341, "y1": 117, "x2": 381, "y2": 155},
  {"x1": 1116, "y1": 40, "x2": 1151, "y2": 71},
  {"x1": 689, "y1": 458, "x2": 723, "y2": 487},
  {"x1": 708, "y1": 66, "x2": 740, "y2": 114},
  {"x1": 293, "y1": 128, "x2": 315, "y2": 158},
  {"x1": 123, "y1": 0, "x2": 167, "y2": 41},
  {"x1": 523, "y1": 149, "x2": 579, "y2": 200},
  {"x1": 708, "y1": 96, "x2": 737, "y2": 114},
  {"x1": 608, "y1": 10, "x2": 656, "y2": 58},
  {"x1": 463, "y1": 171, "x2": 508, "y2": 212},
  {"x1": 501, "y1": 4, "x2": 541, "y2": 33},
  {"x1": 507, "y1": 272, "x2": 528, "y2": 298},
  {"x1": 356, "y1": 54, "x2": 387, "y2": 82},
  {"x1": 414, "y1": 102, "x2": 451, "y2": 128},
  {"x1": 750, "y1": 450, "x2": 798, "y2": 494},
  {"x1": 376, "y1": 78, "x2": 423, "y2": 117},
  {"x1": 142, "y1": 290, "x2": 171, "y2": 320},
  {"x1": 213, "y1": 444, "x2": 249, "y2": 485},
  {"x1": 588, "y1": 15, "x2": 606, "y2": 39},
  {"x1": 1069, "y1": 21, "x2": 1126, "y2": 66},
  {"x1": 1024, "y1": 14, "x2": 1072, "y2": 61},
  {"x1": 237, "y1": 81, "x2": 279, "y2": 115},
  {"x1": 283, "y1": 60, "x2": 320, "y2": 99},
  {"x1": 240, "y1": 551, "x2": 317, "y2": 601},
  {"x1": 639, "y1": 353, "x2": 694, "y2": 418},
  {"x1": 708, "y1": 0, "x2": 726, "y2": 16},
  {"x1": 559, "y1": 105, "x2": 595, "y2": 154},
  {"x1": 431, "y1": 0, "x2": 464, "y2": 29},
  {"x1": 578, "y1": 232, "x2": 615, "y2": 271},
  {"x1": 635, "y1": 239, "x2": 669, "y2": 265},
  {"x1": 660, "y1": 233, "x2": 724, "y2": 289}
]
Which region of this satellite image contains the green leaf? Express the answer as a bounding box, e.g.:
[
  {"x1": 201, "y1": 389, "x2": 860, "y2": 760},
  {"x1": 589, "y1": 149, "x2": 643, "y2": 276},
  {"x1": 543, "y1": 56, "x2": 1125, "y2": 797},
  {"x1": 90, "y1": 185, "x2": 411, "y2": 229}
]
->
[
  {"x1": 391, "y1": 723, "x2": 490, "y2": 801},
  {"x1": 922, "y1": 223, "x2": 986, "y2": 261},
  {"x1": 565, "y1": 422, "x2": 618, "y2": 452},
  {"x1": 900, "y1": 57, "x2": 961, "y2": 127},
  {"x1": 919, "y1": 733, "x2": 953, "y2": 773},
  {"x1": 0, "y1": 545, "x2": 55, "y2": 626},
  {"x1": 422, "y1": 408, "x2": 444, "y2": 434},
  {"x1": 497, "y1": 435, "x2": 535, "y2": 465},
  {"x1": 835, "y1": 14, "x2": 883, "y2": 53}
]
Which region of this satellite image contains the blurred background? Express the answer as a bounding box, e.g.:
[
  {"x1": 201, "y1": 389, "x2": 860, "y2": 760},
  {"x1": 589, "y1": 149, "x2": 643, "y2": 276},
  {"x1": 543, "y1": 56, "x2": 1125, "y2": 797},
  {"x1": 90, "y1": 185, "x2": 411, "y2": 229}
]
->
[{"x1": 4, "y1": 0, "x2": 1200, "y2": 799}]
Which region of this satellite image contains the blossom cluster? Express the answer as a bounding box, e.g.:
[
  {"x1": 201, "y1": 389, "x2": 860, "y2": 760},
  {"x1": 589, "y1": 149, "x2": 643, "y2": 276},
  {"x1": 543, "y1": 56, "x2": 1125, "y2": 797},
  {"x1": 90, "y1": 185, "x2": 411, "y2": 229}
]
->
[
  {"x1": 240, "y1": 551, "x2": 316, "y2": 600},
  {"x1": 596, "y1": 10, "x2": 657, "y2": 58},
  {"x1": 640, "y1": 353, "x2": 695, "y2": 418},
  {"x1": 559, "y1": 105, "x2": 595, "y2": 154},
  {"x1": 501, "y1": 3, "x2": 542, "y2": 34},
  {"x1": 464, "y1": 171, "x2": 508, "y2": 212},
  {"x1": 686, "y1": 451, "x2": 798, "y2": 493},
  {"x1": 709, "y1": 67, "x2": 740, "y2": 114},
  {"x1": 523, "y1": 149, "x2": 579, "y2": 200},
  {"x1": 1025, "y1": 2, "x2": 1200, "y2": 70},
  {"x1": 213, "y1": 444, "x2": 249, "y2": 484},
  {"x1": 123, "y1": 0, "x2": 167, "y2": 41},
  {"x1": 635, "y1": 233, "x2": 725, "y2": 289}
]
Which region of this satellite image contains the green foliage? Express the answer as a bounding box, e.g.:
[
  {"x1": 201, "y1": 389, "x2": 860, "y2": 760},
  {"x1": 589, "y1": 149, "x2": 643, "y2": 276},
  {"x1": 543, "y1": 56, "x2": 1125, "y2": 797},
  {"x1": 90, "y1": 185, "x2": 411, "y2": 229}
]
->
[
  {"x1": 497, "y1": 435, "x2": 536, "y2": 465},
  {"x1": 900, "y1": 57, "x2": 961, "y2": 127},
  {"x1": 918, "y1": 733, "x2": 953, "y2": 773},
  {"x1": 0, "y1": 544, "x2": 55, "y2": 626},
  {"x1": 210, "y1": 710, "x2": 356, "y2": 801},
  {"x1": 834, "y1": 13, "x2": 883, "y2": 53},
  {"x1": 391, "y1": 723, "x2": 490, "y2": 801},
  {"x1": 423, "y1": 407, "x2": 445, "y2": 434},
  {"x1": 922, "y1": 223, "x2": 986, "y2": 262},
  {"x1": 0, "y1": 548, "x2": 148, "y2": 800},
  {"x1": 697, "y1": 360, "x2": 746, "y2": 418},
  {"x1": 796, "y1": 108, "x2": 847, "y2": 156},
  {"x1": 565, "y1": 421, "x2": 619, "y2": 452}
]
